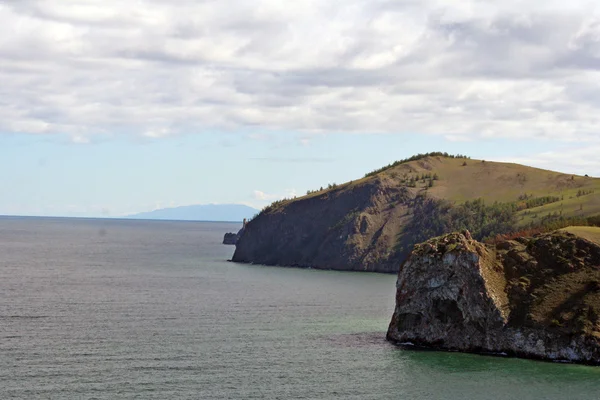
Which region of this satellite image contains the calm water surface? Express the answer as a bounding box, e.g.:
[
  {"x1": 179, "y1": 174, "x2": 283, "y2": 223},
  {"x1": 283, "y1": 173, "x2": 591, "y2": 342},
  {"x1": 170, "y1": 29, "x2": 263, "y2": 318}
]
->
[{"x1": 1, "y1": 217, "x2": 600, "y2": 399}]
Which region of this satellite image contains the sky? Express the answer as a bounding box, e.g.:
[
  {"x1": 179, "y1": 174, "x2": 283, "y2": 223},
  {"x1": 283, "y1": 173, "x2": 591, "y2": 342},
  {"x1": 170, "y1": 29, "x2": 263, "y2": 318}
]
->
[{"x1": 2, "y1": 0, "x2": 600, "y2": 218}]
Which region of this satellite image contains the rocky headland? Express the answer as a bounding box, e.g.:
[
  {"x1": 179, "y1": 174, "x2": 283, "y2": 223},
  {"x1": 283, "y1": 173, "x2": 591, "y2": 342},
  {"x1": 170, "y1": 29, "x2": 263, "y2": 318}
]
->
[
  {"x1": 223, "y1": 232, "x2": 240, "y2": 245},
  {"x1": 386, "y1": 230, "x2": 600, "y2": 364},
  {"x1": 232, "y1": 154, "x2": 600, "y2": 273},
  {"x1": 232, "y1": 177, "x2": 410, "y2": 272}
]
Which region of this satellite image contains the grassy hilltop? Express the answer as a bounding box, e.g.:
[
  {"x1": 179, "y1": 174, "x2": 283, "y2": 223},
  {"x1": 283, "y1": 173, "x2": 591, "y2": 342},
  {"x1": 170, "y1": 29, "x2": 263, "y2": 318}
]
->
[
  {"x1": 234, "y1": 153, "x2": 600, "y2": 273},
  {"x1": 305, "y1": 153, "x2": 600, "y2": 223}
]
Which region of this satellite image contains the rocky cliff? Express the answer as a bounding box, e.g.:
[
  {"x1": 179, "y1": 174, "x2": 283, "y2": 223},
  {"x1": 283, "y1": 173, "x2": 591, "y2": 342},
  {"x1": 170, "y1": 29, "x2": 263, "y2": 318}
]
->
[
  {"x1": 232, "y1": 154, "x2": 600, "y2": 273},
  {"x1": 223, "y1": 232, "x2": 240, "y2": 245},
  {"x1": 223, "y1": 223, "x2": 246, "y2": 245},
  {"x1": 233, "y1": 177, "x2": 411, "y2": 272},
  {"x1": 387, "y1": 230, "x2": 600, "y2": 364}
]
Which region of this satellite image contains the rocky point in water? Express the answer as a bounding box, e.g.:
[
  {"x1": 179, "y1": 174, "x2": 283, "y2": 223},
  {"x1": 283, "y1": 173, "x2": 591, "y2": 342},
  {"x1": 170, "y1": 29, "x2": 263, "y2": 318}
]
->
[
  {"x1": 223, "y1": 232, "x2": 239, "y2": 245},
  {"x1": 386, "y1": 230, "x2": 600, "y2": 364},
  {"x1": 223, "y1": 220, "x2": 247, "y2": 245}
]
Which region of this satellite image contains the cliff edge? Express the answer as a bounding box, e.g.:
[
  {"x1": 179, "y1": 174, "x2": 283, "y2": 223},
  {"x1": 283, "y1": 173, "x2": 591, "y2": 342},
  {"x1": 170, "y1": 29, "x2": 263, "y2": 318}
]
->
[{"x1": 386, "y1": 230, "x2": 600, "y2": 364}]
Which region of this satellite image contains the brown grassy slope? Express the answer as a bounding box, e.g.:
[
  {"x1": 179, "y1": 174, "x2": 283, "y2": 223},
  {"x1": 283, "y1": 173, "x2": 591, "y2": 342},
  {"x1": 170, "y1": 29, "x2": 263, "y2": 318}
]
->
[
  {"x1": 273, "y1": 155, "x2": 600, "y2": 212},
  {"x1": 562, "y1": 227, "x2": 600, "y2": 245},
  {"x1": 379, "y1": 156, "x2": 600, "y2": 204},
  {"x1": 374, "y1": 156, "x2": 600, "y2": 226}
]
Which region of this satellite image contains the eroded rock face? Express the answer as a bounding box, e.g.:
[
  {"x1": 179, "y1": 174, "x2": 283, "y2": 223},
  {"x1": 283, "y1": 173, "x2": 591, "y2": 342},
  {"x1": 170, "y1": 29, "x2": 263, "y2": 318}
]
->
[
  {"x1": 223, "y1": 226, "x2": 245, "y2": 245},
  {"x1": 387, "y1": 231, "x2": 600, "y2": 364},
  {"x1": 232, "y1": 179, "x2": 411, "y2": 272}
]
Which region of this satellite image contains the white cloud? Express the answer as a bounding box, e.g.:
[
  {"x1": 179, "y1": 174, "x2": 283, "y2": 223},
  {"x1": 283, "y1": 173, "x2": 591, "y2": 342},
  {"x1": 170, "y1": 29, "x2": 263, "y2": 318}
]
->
[
  {"x1": 444, "y1": 134, "x2": 471, "y2": 142},
  {"x1": 2, "y1": 1, "x2": 600, "y2": 142},
  {"x1": 253, "y1": 190, "x2": 270, "y2": 200},
  {"x1": 253, "y1": 188, "x2": 297, "y2": 201},
  {"x1": 489, "y1": 145, "x2": 600, "y2": 176}
]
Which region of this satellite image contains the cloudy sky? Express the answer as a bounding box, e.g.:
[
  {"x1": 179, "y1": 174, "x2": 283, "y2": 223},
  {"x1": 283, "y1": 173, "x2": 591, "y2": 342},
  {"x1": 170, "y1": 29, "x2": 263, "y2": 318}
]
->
[{"x1": 2, "y1": 0, "x2": 600, "y2": 217}]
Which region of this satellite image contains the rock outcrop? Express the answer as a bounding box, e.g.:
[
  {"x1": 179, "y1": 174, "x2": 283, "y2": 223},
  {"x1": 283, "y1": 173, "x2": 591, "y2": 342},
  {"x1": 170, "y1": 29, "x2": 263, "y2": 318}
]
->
[
  {"x1": 223, "y1": 232, "x2": 240, "y2": 245},
  {"x1": 223, "y1": 220, "x2": 247, "y2": 245},
  {"x1": 232, "y1": 178, "x2": 411, "y2": 272},
  {"x1": 387, "y1": 231, "x2": 600, "y2": 364}
]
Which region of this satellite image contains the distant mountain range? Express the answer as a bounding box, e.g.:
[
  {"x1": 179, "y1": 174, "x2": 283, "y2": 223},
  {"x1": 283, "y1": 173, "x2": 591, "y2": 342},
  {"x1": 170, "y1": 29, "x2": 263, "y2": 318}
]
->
[{"x1": 126, "y1": 204, "x2": 259, "y2": 222}]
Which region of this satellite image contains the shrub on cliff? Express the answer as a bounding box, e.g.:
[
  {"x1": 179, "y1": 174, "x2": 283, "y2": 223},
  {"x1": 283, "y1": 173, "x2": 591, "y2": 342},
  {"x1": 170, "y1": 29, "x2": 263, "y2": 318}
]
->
[{"x1": 394, "y1": 196, "x2": 518, "y2": 256}]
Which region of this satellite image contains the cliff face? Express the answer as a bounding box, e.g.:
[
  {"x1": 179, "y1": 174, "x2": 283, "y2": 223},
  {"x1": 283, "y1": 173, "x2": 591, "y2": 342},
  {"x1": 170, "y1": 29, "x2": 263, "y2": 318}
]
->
[
  {"x1": 233, "y1": 177, "x2": 411, "y2": 272},
  {"x1": 223, "y1": 221, "x2": 247, "y2": 245},
  {"x1": 223, "y1": 232, "x2": 240, "y2": 245},
  {"x1": 387, "y1": 231, "x2": 600, "y2": 364}
]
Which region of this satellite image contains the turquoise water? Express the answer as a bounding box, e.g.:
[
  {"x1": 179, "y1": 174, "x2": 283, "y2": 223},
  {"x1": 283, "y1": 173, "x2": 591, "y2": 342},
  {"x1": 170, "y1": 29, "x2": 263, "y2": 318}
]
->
[{"x1": 1, "y1": 217, "x2": 599, "y2": 399}]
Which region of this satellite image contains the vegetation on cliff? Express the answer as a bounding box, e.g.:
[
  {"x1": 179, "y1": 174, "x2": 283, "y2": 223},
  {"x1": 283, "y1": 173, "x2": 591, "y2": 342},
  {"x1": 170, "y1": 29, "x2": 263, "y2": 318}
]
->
[
  {"x1": 396, "y1": 196, "x2": 517, "y2": 252},
  {"x1": 234, "y1": 153, "x2": 600, "y2": 273},
  {"x1": 396, "y1": 194, "x2": 600, "y2": 255}
]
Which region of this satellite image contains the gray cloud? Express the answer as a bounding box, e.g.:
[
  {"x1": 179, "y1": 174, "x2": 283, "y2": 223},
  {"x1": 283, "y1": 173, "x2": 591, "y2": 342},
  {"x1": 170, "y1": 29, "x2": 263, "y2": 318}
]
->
[{"x1": 1, "y1": 0, "x2": 600, "y2": 142}]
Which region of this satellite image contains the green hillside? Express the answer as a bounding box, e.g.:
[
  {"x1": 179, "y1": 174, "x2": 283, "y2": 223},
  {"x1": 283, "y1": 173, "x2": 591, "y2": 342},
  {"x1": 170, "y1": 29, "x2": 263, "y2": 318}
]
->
[
  {"x1": 296, "y1": 153, "x2": 600, "y2": 228},
  {"x1": 237, "y1": 153, "x2": 600, "y2": 273}
]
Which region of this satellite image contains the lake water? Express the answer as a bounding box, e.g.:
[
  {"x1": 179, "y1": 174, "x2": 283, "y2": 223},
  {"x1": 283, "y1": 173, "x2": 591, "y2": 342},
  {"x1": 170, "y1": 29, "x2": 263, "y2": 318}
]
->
[{"x1": 1, "y1": 217, "x2": 600, "y2": 399}]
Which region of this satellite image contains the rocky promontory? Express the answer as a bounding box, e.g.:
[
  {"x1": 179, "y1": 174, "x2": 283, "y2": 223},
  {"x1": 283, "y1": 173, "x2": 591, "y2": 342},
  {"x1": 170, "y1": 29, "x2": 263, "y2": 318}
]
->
[
  {"x1": 231, "y1": 154, "x2": 600, "y2": 273},
  {"x1": 223, "y1": 232, "x2": 240, "y2": 245},
  {"x1": 387, "y1": 230, "x2": 600, "y2": 364},
  {"x1": 232, "y1": 177, "x2": 411, "y2": 272},
  {"x1": 223, "y1": 220, "x2": 247, "y2": 245}
]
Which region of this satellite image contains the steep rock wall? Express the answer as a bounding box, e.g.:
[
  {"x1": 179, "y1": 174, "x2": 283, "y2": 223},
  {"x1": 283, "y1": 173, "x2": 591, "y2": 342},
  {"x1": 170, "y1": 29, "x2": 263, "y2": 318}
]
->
[
  {"x1": 387, "y1": 232, "x2": 600, "y2": 364},
  {"x1": 232, "y1": 178, "x2": 411, "y2": 272}
]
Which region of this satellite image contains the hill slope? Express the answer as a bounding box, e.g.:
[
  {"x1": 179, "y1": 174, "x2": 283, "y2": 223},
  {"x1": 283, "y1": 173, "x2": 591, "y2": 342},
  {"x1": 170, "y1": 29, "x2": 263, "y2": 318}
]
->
[
  {"x1": 127, "y1": 204, "x2": 258, "y2": 222},
  {"x1": 233, "y1": 154, "x2": 600, "y2": 273}
]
